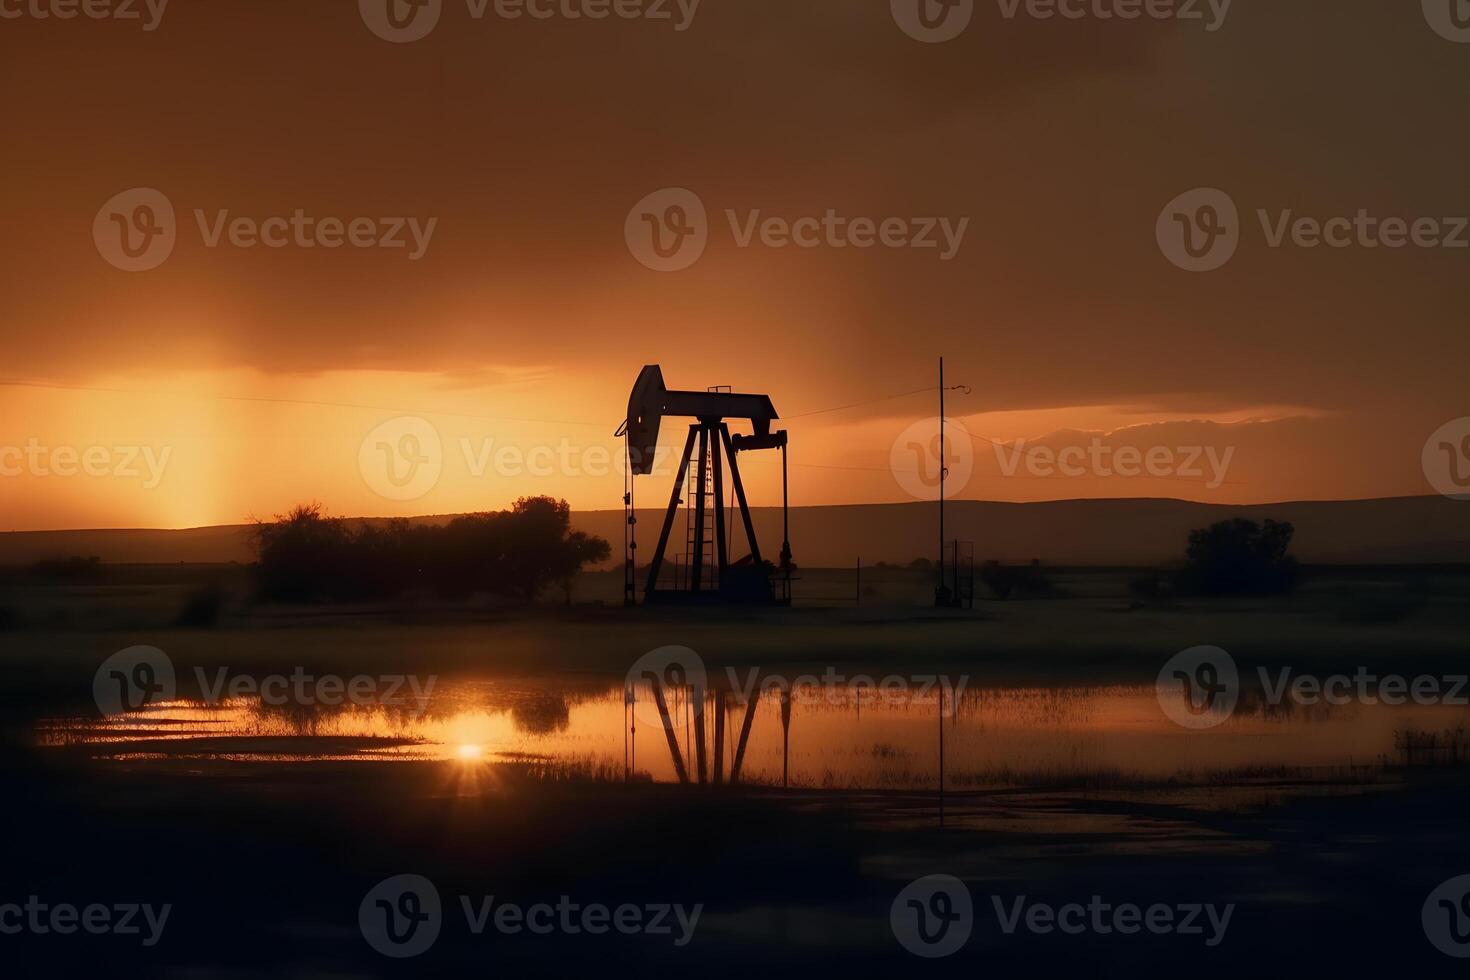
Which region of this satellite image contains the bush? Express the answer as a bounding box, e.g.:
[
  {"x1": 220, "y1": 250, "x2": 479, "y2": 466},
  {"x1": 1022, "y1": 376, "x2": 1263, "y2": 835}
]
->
[
  {"x1": 980, "y1": 560, "x2": 1052, "y2": 600},
  {"x1": 1128, "y1": 571, "x2": 1173, "y2": 601},
  {"x1": 30, "y1": 555, "x2": 102, "y2": 581},
  {"x1": 174, "y1": 586, "x2": 226, "y2": 628},
  {"x1": 1179, "y1": 518, "x2": 1298, "y2": 596},
  {"x1": 252, "y1": 497, "x2": 610, "y2": 604}
]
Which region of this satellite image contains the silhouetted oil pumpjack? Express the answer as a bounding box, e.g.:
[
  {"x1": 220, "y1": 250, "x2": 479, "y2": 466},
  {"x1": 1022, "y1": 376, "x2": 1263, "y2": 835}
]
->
[{"x1": 616, "y1": 365, "x2": 792, "y2": 605}]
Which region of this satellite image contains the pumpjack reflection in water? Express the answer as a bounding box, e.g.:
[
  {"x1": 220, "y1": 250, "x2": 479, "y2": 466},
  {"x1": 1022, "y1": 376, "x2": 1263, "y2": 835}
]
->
[
  {"x1": 625, "y1": 670, "x2": 768, "y2": 786},
  {"x1": 624, "y1": 669, "x2": 950, "y2": 794}
]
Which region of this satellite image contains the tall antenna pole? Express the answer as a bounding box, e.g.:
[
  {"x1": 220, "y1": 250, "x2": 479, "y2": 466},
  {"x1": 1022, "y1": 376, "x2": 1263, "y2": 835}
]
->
[{"x1": 937, "y1": 356, "x2": 947, "y2": 606}]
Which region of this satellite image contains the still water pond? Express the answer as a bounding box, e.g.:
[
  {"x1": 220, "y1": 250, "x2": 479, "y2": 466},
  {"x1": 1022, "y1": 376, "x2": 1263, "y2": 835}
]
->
[{"x1": 38, "y1": 675, "x2": 1470, "y2": 789}]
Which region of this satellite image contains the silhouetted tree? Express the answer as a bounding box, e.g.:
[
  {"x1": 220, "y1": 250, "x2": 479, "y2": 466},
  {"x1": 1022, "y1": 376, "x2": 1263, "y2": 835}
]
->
[
  {"x1": 1181, "y1": 518, "x2": 1298, "y2": 595},
  {"x1": 252, "y1": 504, "x2": 354, "y2": 601}
]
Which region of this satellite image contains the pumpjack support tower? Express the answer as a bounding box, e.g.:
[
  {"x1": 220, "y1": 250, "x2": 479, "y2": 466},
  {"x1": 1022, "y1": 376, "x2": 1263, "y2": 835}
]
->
[{"x1": 616, "y1": 365, "x2": 791, "y2": 605}]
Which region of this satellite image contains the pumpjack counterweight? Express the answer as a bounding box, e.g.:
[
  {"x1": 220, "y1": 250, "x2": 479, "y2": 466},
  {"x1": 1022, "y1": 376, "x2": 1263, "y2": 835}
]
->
[{"x1": 616, "y1": 365, "x2": 791, "y2": 605}]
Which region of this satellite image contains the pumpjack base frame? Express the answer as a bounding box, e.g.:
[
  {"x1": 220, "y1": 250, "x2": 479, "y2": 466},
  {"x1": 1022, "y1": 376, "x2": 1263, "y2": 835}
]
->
[
  {"x1": 640, "y1": 420, "x2": 790, "y2": 606},
  {"x1": 643, "y1": 588, "x2": 791, "y2": 607}
]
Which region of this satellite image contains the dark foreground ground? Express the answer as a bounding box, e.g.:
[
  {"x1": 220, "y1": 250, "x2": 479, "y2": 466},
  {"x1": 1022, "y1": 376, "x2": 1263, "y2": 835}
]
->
[
  {"x1": 6, "y1": 749, "x2": 1470, "y2": 978},
  {"x1": 3, "y1": 565, "x2": 1470, "y2": 977}
]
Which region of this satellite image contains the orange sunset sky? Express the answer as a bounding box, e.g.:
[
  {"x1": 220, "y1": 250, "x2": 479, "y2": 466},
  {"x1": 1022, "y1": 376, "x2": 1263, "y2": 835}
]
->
[{"x1": 1, "y1": 2, "x2": 1465, "y2": 531}]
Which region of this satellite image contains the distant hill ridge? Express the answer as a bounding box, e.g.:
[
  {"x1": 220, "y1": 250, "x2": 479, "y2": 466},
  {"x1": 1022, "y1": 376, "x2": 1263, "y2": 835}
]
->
[{"x1": 2, "y1": 497, "x2": 1467, "y2": 567}]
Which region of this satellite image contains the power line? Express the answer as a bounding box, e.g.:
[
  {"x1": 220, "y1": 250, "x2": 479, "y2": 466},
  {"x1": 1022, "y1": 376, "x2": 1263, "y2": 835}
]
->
[
  {"x1": 786, "y1": 460, "x2": 1242, "y2": 485},
  {"x1": 0, "y1": 377, "x2": 950, "y2": 430},
  {"x1": 0, "y1": 379, "x2": 610, "y2": 429},
  {"x1": 785, "y1": 385, "x2": 940, "y2": 419}
]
